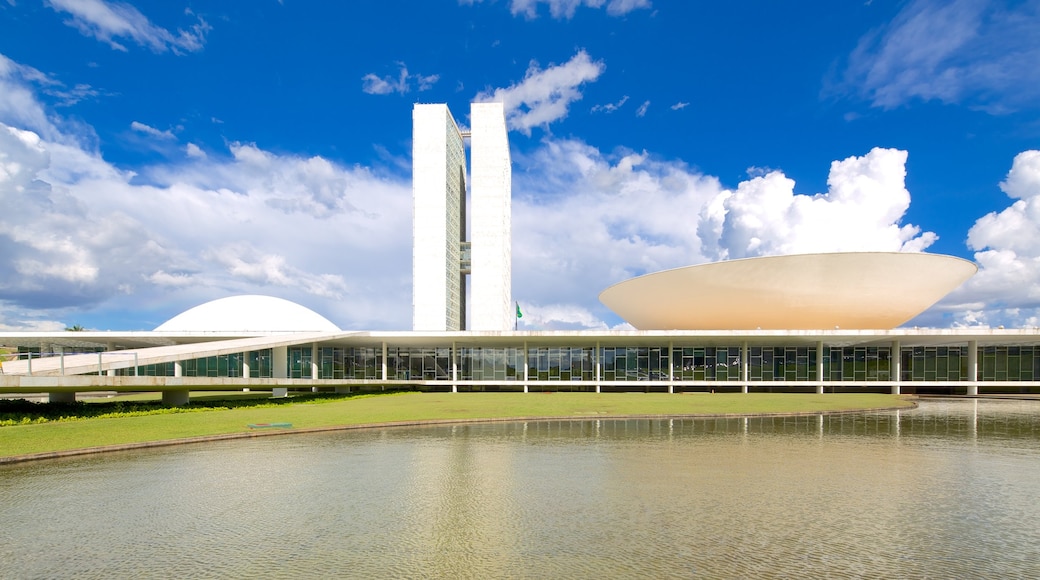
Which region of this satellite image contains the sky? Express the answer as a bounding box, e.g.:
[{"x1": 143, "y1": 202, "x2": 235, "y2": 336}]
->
[{"x1": 0, "y1": 0, "x2": 1039, "y2": 332}]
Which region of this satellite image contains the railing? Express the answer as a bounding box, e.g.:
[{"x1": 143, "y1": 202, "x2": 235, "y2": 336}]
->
[{"x1": 4, "y1": 351, "x2": 140, "y2": 377}]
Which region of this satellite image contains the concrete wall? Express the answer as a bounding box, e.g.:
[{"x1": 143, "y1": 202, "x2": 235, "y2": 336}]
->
[
  {"x1": 412, "y1": 104, "x2": 465, "y2": 331},
  {"x1": 469, "y1": 102, "x2": 512, "y2": 330}
]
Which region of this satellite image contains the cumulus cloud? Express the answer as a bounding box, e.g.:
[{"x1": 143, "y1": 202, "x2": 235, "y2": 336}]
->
[
  {"x1": 0, "y1": 56, "x2": 412, "y2": 330},
  {"x1": 837, "y1": 0, "x2": 1040, "y2": 112},
  {"x1": 476, "y1": 50, "x2": 604, "y2": 134},
  {"x1": 361, "y1": 63, "x2": 439, "y2": 95},
  {"x1": 945, "y1": 150, "x2": 1040, "y2": 327},
  {"x1": 46, "y1": 0, "x2": 211, "y2": 54},
  {"x1": 516, "y1": 302, "x2": 631, "y2": 331},
  {"x1": 697, "y1": 147, "x2": 937, "y2": 260},
  {"x1": 511, "y1": 139, "x2": 723, "y2": 326}
]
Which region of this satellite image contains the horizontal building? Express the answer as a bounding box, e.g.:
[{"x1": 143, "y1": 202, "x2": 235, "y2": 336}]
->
[{"x1": 2, "y1": 303, "x2": 1040, "y2": 403}]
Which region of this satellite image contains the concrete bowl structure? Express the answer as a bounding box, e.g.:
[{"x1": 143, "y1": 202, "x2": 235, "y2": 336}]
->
[
  {"x1": 154, "y1": 295, "x2": 340, "y2": 332},
  {"x1": 599, "y1": 252, "x2": 977, "y2": 330}
]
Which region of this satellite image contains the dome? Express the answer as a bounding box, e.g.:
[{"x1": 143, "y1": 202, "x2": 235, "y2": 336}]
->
[
  {"x1": 155, "y1": 295, "x2": 340, "y2": 332},
  {"x1": 599, "y1": 252, "x2": 977, "y2": 331}
]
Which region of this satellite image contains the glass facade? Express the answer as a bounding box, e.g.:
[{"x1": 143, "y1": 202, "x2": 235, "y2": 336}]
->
[
  {"x1": 459, "y1": 347, "x2": 522, "y2": 380},
  {"x1": 672, "y1": 347, "x2": 742, "y2": 381},
  {"x1": 33, "y1": 341, "x2": 1040, "y2": 392},
  {"x1": 977, "y1": 346, "x2": 1040, "y2": 381},
  {"x1": 387, "y1": 347, "x2": 451, "y2": 381},
  {"x1": 901, "y1": 346, "x2": 967, "y2": 382},
  {"x1": 528, "y1": 347, "x2": 594, "y2": 381},
  {"x1": 744, "y1": 347, "x2": 817, "y2": 381},
  {"x1": 184, "y1": 353, "x2": 245, "y2": 378},
  {"x1": 825, "y1": 346, "x2": 890, "y2": 382},
  {"x1": 601, "y1": 346, "x2": 670, "y2": 381}
]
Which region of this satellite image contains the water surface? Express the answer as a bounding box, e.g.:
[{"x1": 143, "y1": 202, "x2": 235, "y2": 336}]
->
[{"x1": 2, "y1": 399, "x2": 1039, "y2": 578}]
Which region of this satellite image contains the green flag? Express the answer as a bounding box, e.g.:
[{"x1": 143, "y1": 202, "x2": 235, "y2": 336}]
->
[{"x1": 516, "y1": 303, "x2": 522, "y2": 319}]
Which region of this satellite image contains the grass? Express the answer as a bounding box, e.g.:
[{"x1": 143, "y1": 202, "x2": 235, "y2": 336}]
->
[{"x1": 0, "y1": 391, "x2": 914, "y2": 459}]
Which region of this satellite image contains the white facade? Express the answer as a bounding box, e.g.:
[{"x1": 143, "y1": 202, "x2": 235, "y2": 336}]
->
[
  {"x1": 469, "y1": 103, "x2": 512, "y2": 330},
  {"x1": 412, "y1": 102, "x2": 512, "y2": 331},
  {"x1": 412, "y1": 104, "x2": 466, "y2": 331}
]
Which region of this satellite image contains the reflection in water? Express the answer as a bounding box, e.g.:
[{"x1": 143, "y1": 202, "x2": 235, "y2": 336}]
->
[{"x1": 2, "y1": 399, "x2": 1040, "y2": 577}]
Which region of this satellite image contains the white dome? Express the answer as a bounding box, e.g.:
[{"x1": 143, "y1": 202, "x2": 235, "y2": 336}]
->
[{"x1": 155, "y1": 295, "x2": 340, "y2": 332}]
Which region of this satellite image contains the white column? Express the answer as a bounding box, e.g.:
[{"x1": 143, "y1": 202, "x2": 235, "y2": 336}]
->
[
  {"x1": 967, "y1": 340, "x2": 979, "y2": 396},
  {"x1": 163, "y1": 390, "x2": 189, "y2": 406},
  {"x1": 381, "y1": 342, "x2": 388, "y2": 381},
  {"x1": 522, "y1": 341, "x2": 529, "y2": 393},
  {"x1": 668, "y1": 341, "x2": 674, "y2": 394},
  {"x1": 243, "y1": 354, "x2": 251, "y2": 380},
  {"x1": 311, "y1": 343, "x2": 319, "y2": 381},
  {"x1": 451, "y1": 341, "x2": 458, "y2": 394},
  {"x1": 273, "y1": 346, "x2": 288, "y2": 379},
  {"x1": 891, "y1": 341, "x2": 901, "y2": 395},
  {"x1": 174, "y1": 360, "x2": 183, "y2": 377},
  {"x1": 741, "y1": 341, "x2": 749, "y2": 394},
  {"x1": 595, "y1": 341, "x2": 601, "y2": 394},
  {"x1": 816, "y1": 341, "x2": 825, "y2": 394}
]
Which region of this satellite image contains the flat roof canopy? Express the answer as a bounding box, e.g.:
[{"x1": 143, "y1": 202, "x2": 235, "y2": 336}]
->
[{"x1": 599, "y1": 252, "x2": 978, "y2": 330}]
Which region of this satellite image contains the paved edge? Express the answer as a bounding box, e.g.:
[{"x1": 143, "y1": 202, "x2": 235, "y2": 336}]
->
[{"x1": 0, "y1": 402, "x2": 917, "y2": 465}]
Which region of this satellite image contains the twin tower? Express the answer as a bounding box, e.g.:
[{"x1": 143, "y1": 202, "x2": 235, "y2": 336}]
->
[{"x1": 412, "y1": 103, "x2": 512, "y2": 331}]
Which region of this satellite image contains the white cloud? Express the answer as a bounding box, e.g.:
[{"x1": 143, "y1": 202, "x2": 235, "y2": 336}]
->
[
  {"x1": 481, "y1": 0, "x2": 651, "y2": 19},
  {"x1": 46, "y1": 0, "x2": 211, "y2": 54},
  {"x1": 511, "y1": 139, "x2": 723, "y2": 326},
  {"x1": 131, "y1": 121, "x2": 175, "y2": 140},
  {"x1": 944, "y1": 150, "x2": 1040, "y2": 326},
  {"x1": 697, "y1": 148, "x2": 937, "y2": 260},
  {"x1": 635, "y1": 100, "x2": 649, "y2": 117},
  {"x1": 670, "y1": 101, "x2": 689, "y2": 110},
  {"x1": 591, "y1": 95, "x2": 629, "y2": 113},
  {"x1": 838, "y1": 0, "x2": 1040, "y2": 112},
  {"x1": 0, "y1": 303, "x2": 66, "y2": 331},
  {"x1": 0, "y1": 56, "x2": 413, "y2": 330},
  {"x1": 361, "y1": 63, "x2": 439, "y2": 95},
  {"x1": 476, "y1": 50, "x2": 604, "y2": 135},
  {"x1": 0, "y1": 54, "x2": 83, "y2": 142},
  {"x1": 185, "y1": 142, "x2": 205, "y2": 158},
  {"x1": 516, "y1": 302, "x2": 620, "y2": 331}
]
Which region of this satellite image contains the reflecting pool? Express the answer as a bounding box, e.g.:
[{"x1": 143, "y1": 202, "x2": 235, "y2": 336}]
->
[{"x1": 2, "y1": 399, "x2": 1040, "y2": 578}]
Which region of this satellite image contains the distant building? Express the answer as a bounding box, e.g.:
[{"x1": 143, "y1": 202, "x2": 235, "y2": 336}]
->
[{"x1": 412, "y1": 102, "x2": 511, "y2": 331}]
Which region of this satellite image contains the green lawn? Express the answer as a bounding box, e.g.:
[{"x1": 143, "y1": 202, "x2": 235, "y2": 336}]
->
[{"x1": 0, "y1": 392, "x2": 914, "y2": 459}]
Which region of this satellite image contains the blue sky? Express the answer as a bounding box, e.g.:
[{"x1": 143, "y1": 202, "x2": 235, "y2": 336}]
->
[{"x1": 1, "y1": 0, "x2": 1039, "y2": 331}]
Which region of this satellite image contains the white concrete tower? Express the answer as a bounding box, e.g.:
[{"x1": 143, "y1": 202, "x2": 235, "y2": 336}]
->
[
  {"x1": 412, "y1": 104, "x2": 466, "y2": 331},
  {"x1": 469, "y1": 102, "x2": 512, "y2": 330},
  {"x1": 412, "y1": 102, "x2": 511, "y2": 331}
]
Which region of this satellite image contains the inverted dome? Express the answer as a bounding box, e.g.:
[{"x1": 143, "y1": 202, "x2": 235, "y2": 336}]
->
[
  {"x1": 155, "y1": 295, "x2": 340, "y2": 332},
  {"x1": 599, "y1": 252, "x2": 977, "y2": 330}
]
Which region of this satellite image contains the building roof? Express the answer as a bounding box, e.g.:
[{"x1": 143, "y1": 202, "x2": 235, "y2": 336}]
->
[
  {"x1": 598, "y1": 252, "x2": 978, "y2": 330},
  {"x1": 154, "y1": 295, "x2": 340, "y2": 332}
]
